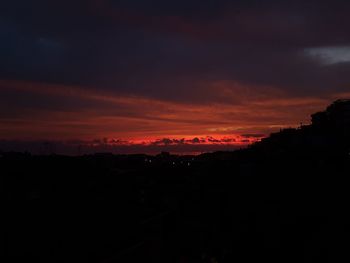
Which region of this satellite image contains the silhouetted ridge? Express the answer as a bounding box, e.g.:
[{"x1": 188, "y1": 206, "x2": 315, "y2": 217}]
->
[
  {"x1": 3, "y1": 99, "x2": 350, "y2": 263},
  {"x1": 253, "y1": 99, "x2": 350, "y2": 153},
  {"x1": 312, "y1": 99, "x2": 350, "y2": 132}
]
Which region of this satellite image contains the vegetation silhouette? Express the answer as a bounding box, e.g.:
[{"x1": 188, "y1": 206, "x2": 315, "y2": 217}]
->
[{"x1": 3, "y1": 100, "x2": 350, "y2": 262}]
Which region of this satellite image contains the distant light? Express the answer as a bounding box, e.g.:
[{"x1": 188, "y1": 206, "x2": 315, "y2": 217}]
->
[
  {"x1": 305, "y1": 46, "x2": 350, "y2": 64},
  {"x1": 187, "y1": 162, "x2": 191, "y2": 166}
]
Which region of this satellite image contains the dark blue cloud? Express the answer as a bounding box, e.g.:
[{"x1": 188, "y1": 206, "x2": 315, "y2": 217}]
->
[{"x1": 1, "y1": 0, "x2": 350, "y2": 104}]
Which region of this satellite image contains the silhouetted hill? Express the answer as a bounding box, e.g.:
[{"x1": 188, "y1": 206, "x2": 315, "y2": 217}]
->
[
  {"x1": 3, "y1": 100, "x2": 350, "y2": 263},
  {"x1": 252, "y1": 99, "x2": 350, "y2": 153}
]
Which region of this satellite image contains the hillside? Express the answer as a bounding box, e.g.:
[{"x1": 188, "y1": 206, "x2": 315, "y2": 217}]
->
[{"x1": 3, "y1": 100, "x2": 350, "y2": 263}]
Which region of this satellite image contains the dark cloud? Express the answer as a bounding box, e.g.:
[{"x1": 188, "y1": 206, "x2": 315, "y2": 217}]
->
[
  {"x1": 0, "y1": 138, "x2": 242, "y2": 155},
  {"x1": 150, "y1": 137, "x2": 240, "y2": 146},
  {"x1": 241, "y1": 134, "x2": 265, "y2": 138},
  {"x1": 1, "y1": 0, "x2": 350, "y2": 154},
  {"x1": 220, "y1": 138, "x2": 236, "y2": 143},
  {"x1": 207, "y1": 136, "x2": 221, "y2": 143},
  {"x1": 1, "y1": 0, "x2": 350, "y2": 104},
  {"x1": 151, "y1": 137, "x2": 209, "y2": 146},
  {"x1": 187, "y1": 137, "x2": 201, "y2": 144},
  {"x1": 151, "y1": 138, "x2": 181, "y2": 146}
]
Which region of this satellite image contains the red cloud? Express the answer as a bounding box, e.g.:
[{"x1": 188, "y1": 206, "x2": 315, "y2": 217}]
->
[{"x1": 0, "y1": 79, "x2": 343, "y2": 155}]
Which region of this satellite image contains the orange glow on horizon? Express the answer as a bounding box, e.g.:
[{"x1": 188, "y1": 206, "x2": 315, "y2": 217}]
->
[{"x1": 0, "y1": 78, "x2": 346, "y2": 152}]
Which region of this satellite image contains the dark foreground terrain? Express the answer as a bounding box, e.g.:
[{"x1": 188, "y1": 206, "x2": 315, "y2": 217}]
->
[{"x1": 3, "y1": 100, "x2": 350, "y2": 262}]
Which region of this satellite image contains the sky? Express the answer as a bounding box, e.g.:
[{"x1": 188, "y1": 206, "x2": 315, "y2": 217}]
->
[{"x1": 1, "y1": 0, "x2": 350, "y2": 154}]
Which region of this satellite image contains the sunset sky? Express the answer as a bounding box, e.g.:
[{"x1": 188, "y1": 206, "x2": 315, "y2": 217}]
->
[{"x1": 1, "y1": 0, "x2": 350, "y2": 154}]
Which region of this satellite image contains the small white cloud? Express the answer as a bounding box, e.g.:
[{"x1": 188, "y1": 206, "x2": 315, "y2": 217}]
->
[{"x1": 305, "y1": 46, "x2": 350, "y2": 65}]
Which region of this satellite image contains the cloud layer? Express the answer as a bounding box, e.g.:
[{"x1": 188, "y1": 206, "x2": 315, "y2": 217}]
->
[{"x1": 1, "y1": 0, "x2": 350, "y2": 153}]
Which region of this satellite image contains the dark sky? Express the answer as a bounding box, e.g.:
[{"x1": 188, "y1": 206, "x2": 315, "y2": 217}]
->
[{"x1": 1, "y1": 0, "x2": 350, "y2": 154}]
